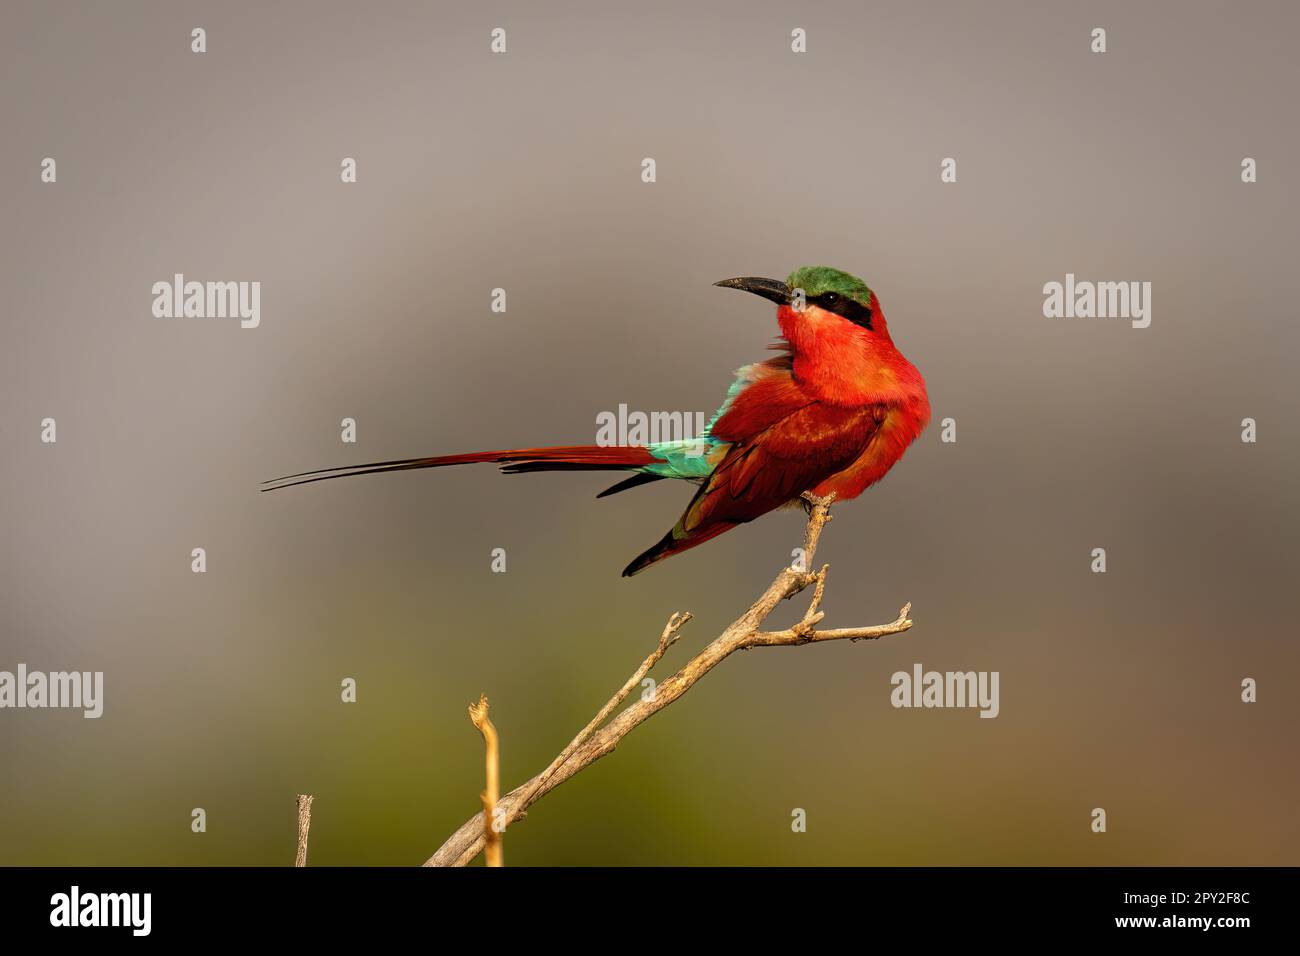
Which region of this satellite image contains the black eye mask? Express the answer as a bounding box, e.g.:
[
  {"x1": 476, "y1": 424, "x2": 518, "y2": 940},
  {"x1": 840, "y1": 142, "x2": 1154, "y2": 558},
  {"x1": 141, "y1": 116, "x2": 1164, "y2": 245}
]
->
[{"x1": 812, "y1": 292, "x2": 873, "y2": 331}]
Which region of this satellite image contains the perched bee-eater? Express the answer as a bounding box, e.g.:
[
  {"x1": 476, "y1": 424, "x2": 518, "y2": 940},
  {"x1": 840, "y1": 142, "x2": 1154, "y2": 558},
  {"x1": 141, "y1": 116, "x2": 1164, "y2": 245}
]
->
[{"x1": 265, "y1": 267, "x2": 930, "y2": 575}]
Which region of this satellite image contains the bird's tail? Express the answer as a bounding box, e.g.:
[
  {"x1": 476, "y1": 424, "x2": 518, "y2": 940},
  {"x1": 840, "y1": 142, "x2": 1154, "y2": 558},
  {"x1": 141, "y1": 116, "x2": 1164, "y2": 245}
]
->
[
  {"x1": 261, "y1": 444, "x2": 659, "y2": 492},
  {"x1": 621, "y1": 521, "x2": 738, "y2": 577}
]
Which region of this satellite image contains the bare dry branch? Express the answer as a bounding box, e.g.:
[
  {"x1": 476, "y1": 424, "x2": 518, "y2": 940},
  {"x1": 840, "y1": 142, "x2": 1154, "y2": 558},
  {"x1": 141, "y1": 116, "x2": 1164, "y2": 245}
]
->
[
  {"x1": 425, "y1": 493, "x2": 913, "y2": 867},
  {"x1": 467, "y1": 695, "x2": 503, "y2": 867},
  {"x1": 294, "y1": 794, "x2": 313, "y2": 867}
]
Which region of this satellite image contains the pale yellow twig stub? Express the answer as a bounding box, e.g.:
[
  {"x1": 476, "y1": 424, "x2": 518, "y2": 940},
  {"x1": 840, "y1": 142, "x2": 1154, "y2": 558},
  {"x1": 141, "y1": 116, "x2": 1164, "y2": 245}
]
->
[
  {"x1": 468, "y1": 694, "x2": 503, "y2": 867},
  {"x1": 294, "y1": 794, "x2": 313, "y2": 867}
]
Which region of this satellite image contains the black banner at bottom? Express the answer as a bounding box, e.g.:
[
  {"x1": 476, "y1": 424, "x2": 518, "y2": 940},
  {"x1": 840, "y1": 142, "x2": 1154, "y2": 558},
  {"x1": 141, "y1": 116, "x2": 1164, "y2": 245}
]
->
[{"x1": 0, "y1": 866, "x2": 1279, "y2": 941}]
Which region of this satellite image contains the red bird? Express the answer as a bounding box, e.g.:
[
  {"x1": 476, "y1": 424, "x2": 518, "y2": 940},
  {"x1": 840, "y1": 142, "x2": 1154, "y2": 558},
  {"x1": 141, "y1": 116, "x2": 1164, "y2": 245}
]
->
[{"x1": 264, "y1": 266, "x2": 931, "y2": 576}]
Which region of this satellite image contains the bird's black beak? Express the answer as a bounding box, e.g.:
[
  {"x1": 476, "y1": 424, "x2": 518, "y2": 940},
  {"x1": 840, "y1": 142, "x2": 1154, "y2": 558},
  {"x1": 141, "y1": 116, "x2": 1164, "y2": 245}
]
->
[{"x1": 713, "y1": 276, "x2": 792, "y2": 306}]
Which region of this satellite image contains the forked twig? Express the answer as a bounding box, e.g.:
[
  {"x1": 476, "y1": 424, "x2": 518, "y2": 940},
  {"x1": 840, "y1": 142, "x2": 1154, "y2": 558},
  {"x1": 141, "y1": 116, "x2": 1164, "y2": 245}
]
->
[{"x1": 426, "y1": 494, "x2": 913, "y2": 866}]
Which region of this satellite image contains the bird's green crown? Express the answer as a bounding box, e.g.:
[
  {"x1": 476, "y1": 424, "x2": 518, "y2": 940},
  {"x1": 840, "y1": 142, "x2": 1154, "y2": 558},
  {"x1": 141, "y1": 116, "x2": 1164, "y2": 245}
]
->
[{"x1": 787, "y1": 266, "x2": 872, "y2": 307}]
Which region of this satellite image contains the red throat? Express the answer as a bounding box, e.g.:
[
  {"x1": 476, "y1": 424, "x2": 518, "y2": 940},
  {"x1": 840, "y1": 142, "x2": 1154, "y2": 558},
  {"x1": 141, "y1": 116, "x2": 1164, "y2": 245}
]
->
[{"x1": 776, "y1": 293, "x2": 928, "y2": 412}]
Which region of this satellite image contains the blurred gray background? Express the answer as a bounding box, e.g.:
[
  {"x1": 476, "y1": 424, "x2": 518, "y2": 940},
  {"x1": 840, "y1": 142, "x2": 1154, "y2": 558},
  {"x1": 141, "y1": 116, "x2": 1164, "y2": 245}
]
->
[{"x1": 1, "y1": 0, "x2": 1297, "y2": 864}]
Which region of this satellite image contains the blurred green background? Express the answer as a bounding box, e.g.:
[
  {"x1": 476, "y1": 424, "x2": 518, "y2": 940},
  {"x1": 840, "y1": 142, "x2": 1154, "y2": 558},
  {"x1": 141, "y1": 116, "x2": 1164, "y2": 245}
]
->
[{"x1": 1, "y1": 0, "x2": 1297, "y2": 865}]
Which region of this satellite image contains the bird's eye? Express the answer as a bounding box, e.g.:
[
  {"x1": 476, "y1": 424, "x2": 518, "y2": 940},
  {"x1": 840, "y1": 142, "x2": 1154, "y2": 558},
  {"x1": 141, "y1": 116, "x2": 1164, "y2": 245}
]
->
[{"x1": 822, "y1": 292, "x2": 840, "y2": 305}]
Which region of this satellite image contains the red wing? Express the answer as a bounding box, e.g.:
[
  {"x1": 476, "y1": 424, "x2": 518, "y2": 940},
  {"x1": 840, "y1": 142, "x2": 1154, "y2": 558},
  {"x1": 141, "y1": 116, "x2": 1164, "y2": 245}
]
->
[
  {"x1": 622, "y1": 380, "x2": 885, "y2": 575},
  {"x1": 687, "y1": 400, "x2": 885, "y2": 528}
]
